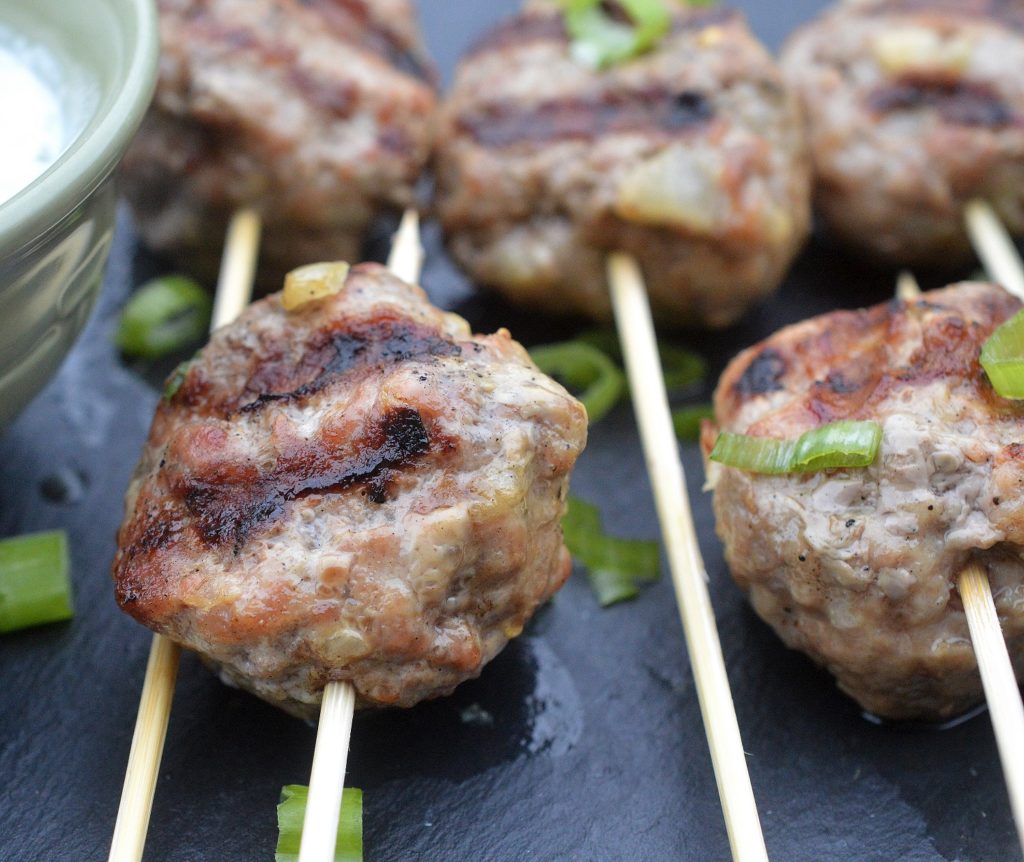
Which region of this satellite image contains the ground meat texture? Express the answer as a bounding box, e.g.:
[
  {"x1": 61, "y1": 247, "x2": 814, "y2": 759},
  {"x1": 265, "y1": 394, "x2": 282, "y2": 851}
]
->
[
  {"x1": 112, "y1": 263, "x2": 587, "y2": 717},
  {"x1": 434, "y1": 1, "x2": 811, "y2": 328},
  {"x1": 781, "y1": 0, "x2": 1024, "y2": 265},
  {"x1": 702, "y1": 282, "x2": 1024, "y2": 721},
  {"x1": 120, "y1": 0, "x2": 437, "y2": 288}
]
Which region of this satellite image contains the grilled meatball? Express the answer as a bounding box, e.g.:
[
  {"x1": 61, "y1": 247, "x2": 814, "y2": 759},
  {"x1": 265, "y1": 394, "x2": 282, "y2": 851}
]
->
[
  {"x1": 782, "y1": 0, "x2": 1024, "y2": 265},
  {"x1": 112, "y1": 263, "x2": 587, "y2": 717},
  {"x1": 703, "y1": 282, "x2": 1024, "y2": 721},
  {"x1": 435, "y1": 1, "x2": 811, "y2": 328},
  {"x1": 120, "y1": 0, "x2": 437, "y2": 288}
]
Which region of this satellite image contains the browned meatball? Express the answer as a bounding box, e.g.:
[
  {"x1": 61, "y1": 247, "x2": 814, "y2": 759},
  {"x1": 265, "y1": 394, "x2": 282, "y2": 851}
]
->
[
  {"x1": 435, "y1": 1, "x2": 811, "y2": 328},
  {"x1": 703, "y1": 282, "x2": 1024, "y2": 721},
  {"x1": 120, "y1": 0, "x2": 437, "y2": 288},
  {"x1": 781, "y1": 0, "x2": 1024, "y2": 265},
  {"x1": 112, "y1": 263, "x2": 587, "y2": 717}
]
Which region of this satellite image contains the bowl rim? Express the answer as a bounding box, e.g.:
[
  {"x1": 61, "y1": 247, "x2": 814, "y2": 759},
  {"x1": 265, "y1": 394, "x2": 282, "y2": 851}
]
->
[{"x1": 0, "y1": 0, "x2": 159, "y2": 255}]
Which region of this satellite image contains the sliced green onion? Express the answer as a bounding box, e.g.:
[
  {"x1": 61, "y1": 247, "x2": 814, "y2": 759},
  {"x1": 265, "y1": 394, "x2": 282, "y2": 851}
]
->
[
  {"x1": 562, "y1": 497, "x2": 660, "y2": 606},
  {"x1": 672, "y1": 404, "x2": 713, "y2": 442},
  {"x1": 275, "y1": 785, "x2": 362, "y2": 862},
  {"x1": 559, "y1": 0, "x2": 671, "y2": 70},
  {"x1": 162, "y1": 357, "x2": 196, "y2": 400},
  {"x1": 710, "y1": 420, "x2": 882, "y2": 475},
  {"x1": 982, "y1": 309, "x2": 1024, "y2": 398},
  {"x1": 530, "y1": 341, "x2": 626, "y2": 424},
  {"x1": 0, "y1": 530, "x2": 73, "y2": 634},
  {"x1": 116, "y1": 275, "x2": 212, "y2": 360},
  {"x1": 659, "y1": 344, "x2": 707, "y2": 391},
  {"x1": 578, "y1": 329, "x2": 706, "y2": 392}
]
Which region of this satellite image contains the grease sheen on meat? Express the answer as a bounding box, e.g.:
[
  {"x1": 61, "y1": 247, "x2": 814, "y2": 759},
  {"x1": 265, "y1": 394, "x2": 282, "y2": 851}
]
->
[
  {"x1": 703, "y1": 283, "x2": 1024, "y2": 720},
  {"x1": 113, "y1": 264, "x2": 587, "y2": 717},
  {"x1": 435, "y1": 1, "x2": 811, "y2": 328},
  {"x1": 782, "y1": 0, "x2": 1024, "y2": 264},
  {"x1": 120, "y1": 0, "x2": 437, "y2": 287}
]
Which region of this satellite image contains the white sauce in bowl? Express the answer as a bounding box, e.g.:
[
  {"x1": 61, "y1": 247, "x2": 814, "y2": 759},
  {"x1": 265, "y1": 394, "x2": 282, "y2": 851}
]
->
[{"x1": 0, "y1": 25, "x2": 96, "y2": 206}]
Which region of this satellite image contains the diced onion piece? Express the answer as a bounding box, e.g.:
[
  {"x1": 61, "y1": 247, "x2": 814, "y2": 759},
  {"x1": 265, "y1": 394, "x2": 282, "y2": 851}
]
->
[
  {"x1": 872, "y1": 27, "x2": 972, "y2": 76},
  {"x1": 529, "y1": 341, "x2": 626, "y2": 424},
  {"x1": 282, "y1": 262, "x2": 351, "y2": 312},
  {"x1": 275, "y1": 785, "x2": 362, "y2": 862},
  {"x1": 115, "y1": 275, "x2": 212, "y2": 359},
  {"x1": 710, "y1": 420, "x2": 883, "y2": 475},
  {"x1": 562, "y1": 497, "x2": 660, "y2": 607},
  {"x1": 560, "y1": 0, "x2": 671, "y2": 70},
  {"x1": 615, "y1": 145, "x2": 726, "y2": 234},
  {"x1": 982, "y1": 309, "x2": 1024, "y2": 398},
  {"x1": 0, "y1": 530, "x2": 73, "y2": 634}
]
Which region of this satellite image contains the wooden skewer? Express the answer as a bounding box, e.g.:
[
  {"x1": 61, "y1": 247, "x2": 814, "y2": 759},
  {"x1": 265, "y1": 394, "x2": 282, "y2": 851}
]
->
[
  {"x1": 961, "y1": 203, "x2": 1024, "y2": 854},
  {"x1": 899, "y1": 265, "x2": 1024, "y2": 856},
  {"x1": 966, "y1": 200, "x2": 1024, "y2": 300},
  {"x1": 607, "y1": 253, "x2": 768, "y2": 862},
  {"x1": 297, "y1": 208, "x2": 424, "y2": 862},
  {"x1": 108, "y1": 208, "x2": 262, "y2": 862}
]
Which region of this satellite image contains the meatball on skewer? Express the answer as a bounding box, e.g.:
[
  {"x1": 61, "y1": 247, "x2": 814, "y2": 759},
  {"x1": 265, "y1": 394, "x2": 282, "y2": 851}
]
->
[
  {"x1": 436, "y1": 0, "x2": 811, "y2": 328},
  {"x1": 704, "y1": 282, "x2": 1024, "y2": 722},
  {"x1": 114, "y1": 255, "x2": 586, "y2": 715},
  {"x1": 121, "y1": 0, "x2": 438, "y2": 288},
  {"x1": 782, "y1": 0, "x2": 1024, "y2": 265}
]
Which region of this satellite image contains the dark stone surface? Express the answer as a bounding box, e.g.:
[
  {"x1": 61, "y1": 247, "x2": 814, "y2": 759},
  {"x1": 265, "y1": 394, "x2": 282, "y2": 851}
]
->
[{"x1": 0, "y1": 2, "x2": 1020, "y2": 860}]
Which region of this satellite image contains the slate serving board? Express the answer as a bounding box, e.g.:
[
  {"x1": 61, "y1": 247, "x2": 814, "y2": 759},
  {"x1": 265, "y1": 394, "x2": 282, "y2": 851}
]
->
[{"x1": 1, "y1": 1, "x2": 1020, "y2": 859}]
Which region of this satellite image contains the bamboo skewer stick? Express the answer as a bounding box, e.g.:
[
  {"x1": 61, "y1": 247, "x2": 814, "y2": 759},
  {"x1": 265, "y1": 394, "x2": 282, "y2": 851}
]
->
[
  {"x1": 899, "y1": 265, "x2": 1024, "y2": 856},
  {"x1": 966, "y1": 200, "x2": 1024, "y2": 300},
  {"x1": 962, "y1": 202, "x2": 1024, "y2": 855},
  {"x1": 108, "y1": 208, "x2": 262, "y2": 862},
  {"x1": 297, "y1": 208, "x2": 424, "y2": 862},
  {"x1": 607, "y1": 253, "x2": 768, "y2": 862}
]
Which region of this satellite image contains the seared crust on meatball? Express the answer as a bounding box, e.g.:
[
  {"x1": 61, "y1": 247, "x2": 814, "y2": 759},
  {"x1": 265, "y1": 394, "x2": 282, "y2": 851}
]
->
[
  {"x1": 435, "y1": 1, "x2": 811, "y2": 328},
  {"x1": 703, "y1": 282, "x2": 1024, "y2": 720},
  {"x1": 113, "y1": 264, "x2": 587, "y2": 716},
  {"x1": 782, "y1": 0, "x2": 1024, "y2": 264},
  {"x1": 121, "y1": 0, "x2": 437, "y2": 287}
]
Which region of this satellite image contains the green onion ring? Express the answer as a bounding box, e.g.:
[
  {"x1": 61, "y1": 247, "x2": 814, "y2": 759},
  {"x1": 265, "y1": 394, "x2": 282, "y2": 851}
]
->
[
  {"x1": 558, "y1": 0, "x2": 671, "y2": 69},
  {"x1": 710, "y1": 420, "x2": 883, "y2": 475},
  {"x1": 0, "y1": 530, "x2": 73, "y2": 634},
  {"x1": 115, "y1": 275, "x2": 212, "y2": 360},
  {"x1": 982, "y1": 309, "x2": 1024, "y2": 399},
  {"x1": 275, "y1": 785, "x2": 362, "y2": 862},
  {"x1": 530, "y1": 341, "x2": 626, "y2": 424}
]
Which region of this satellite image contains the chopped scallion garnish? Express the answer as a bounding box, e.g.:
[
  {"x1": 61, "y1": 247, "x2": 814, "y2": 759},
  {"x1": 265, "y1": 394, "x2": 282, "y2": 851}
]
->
[
  {"x1": 709, "y1": 420, "x2": 882, "y2": 475},
  {"x1": 672, "y1": 404, "x2": 714, "y2": 442},
  {"x1": 116, "y1": 275, "x2": 212, "y2": 360},
  {"x1": 982, "y1": 309, "x2": 1024, "y2": 398},
  {"x1": 558, "y1": 0, "x2": 671, "y2": 70},
  {"x1": 0, "y1": 530, "x2": 73, "y2": 634},
  {"x1": 530, "y1": 341, "x2": 626, "y2": 424},
  {"x1": 579, "y1": 329, "x2": 706, "y2": 392},
  {"x1": 275, "y1": 785, "x2": 362, "y2": 862},
  {"x1": 563, "y1": 497, "x2": 660, "y2": 606}
]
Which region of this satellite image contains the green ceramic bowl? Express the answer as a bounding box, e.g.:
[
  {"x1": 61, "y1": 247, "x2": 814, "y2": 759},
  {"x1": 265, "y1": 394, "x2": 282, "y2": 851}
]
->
[{"x1": 0, "y1": 0, "x2": 158, "y2": 428}]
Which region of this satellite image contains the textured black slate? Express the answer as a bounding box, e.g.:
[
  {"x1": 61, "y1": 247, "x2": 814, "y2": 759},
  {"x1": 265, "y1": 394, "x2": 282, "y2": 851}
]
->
[{"x1": 1, "y1": 2, "x2": 1021, "y2": 860}]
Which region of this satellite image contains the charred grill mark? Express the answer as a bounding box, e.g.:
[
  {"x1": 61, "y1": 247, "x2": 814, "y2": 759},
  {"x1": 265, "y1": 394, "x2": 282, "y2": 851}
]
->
[
  {"x1": 867, "y1": 0, "x2": 1024, "y2": 36},
  {"x1": 457, "y1": 88, "x2": 714, "y2": 148},
  {"x1": 181, "y1": 407, "x2": 433, "y2": 551},
  {"x1": 466, "y1": 8, "x2": 740, "y2": 57},
  {"x1": 241, "y1": 319, "x2": 461, "y2": 413},
  {"x1": 288, "y1": 67, "x2": 357, "y2": 118},
  {"x1": 734, "y1": 348, "x2": 787, "y2": 396},
  {"x1": 868, "y1": 78, "x2": 1016, "y2": 127},
  {"x1": 821, "y1": 372, "x2": 863, "y2": 394}
]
